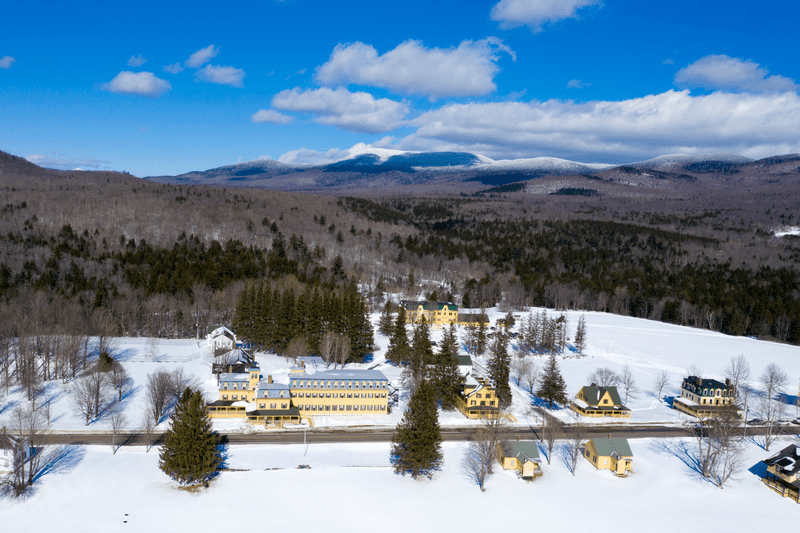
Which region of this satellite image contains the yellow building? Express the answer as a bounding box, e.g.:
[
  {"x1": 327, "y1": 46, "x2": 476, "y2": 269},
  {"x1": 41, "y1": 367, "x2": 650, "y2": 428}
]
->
[
  {"x1": 761, "y1": 444, "x2": 800, "y2": 503},
  {"x1": 570, "y1": 384, "x2": 631, "y2": 418},
  {"x1": 673, "y1": 376, "x2": 738, "y2": 418},
  {"x1": 401, "y1": 300, "x2": 458, "y2": 328},
  {"x1": 456, "y1": 376, "x2": 500, "y2": 419},
  {"x1": 457, "y1": 312, "x2": 489, "y2": 328},
  {"x1": 289, "y1": 369, "x2": 389, "y2": 414},
  {"x1": 583, "y1": 438, "x2": 633, "y2": 476},
  {"x1": 499, "y1": 440, "x2": 542, "y2": 479},
  {"x1": 247, "y1": 376, "x2": 301, "y2": 427},
  {"x1": 208, "y1": 365, "x2": 389, "y2": 425}
]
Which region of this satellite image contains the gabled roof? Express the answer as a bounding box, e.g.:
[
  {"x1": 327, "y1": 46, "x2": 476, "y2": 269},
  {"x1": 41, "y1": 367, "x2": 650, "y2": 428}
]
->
[
  {"x1": 503, "y1": 440, "x2": 540, "y2": 462},
  {"x1": 590, "y1": 438, "x2": 633, "y2": 458},
  {"x1": 581, "y1": 384, "x2": 624, "y2": 406},
  {"x1": 456, "y1": 355, "x2": 472, "y2": 366},
  {"x1": 0, "y1": 434, "x2": 18, "y2": 450}
]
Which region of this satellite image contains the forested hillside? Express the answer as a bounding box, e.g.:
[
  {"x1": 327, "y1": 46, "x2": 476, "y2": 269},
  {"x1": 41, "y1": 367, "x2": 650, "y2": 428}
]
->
[{"x1": 1, "y1": 150, "x2": 799, "y2": 357}]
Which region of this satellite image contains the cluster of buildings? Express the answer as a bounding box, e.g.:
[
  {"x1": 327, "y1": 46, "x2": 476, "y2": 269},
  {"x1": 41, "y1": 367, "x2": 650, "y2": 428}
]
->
[
  {"x1": 497, "y1": 436, "x2": 634, "y2": 479},
  {"x1": 207, "y1": 357, "x2": 391, "y2": 427}
]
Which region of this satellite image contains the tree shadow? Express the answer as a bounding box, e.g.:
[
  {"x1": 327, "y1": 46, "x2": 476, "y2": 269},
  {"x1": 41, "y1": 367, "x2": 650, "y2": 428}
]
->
[
  {"x1": 114, "y1": 348, "x2": 138, "y2": 362},
  {"x1": 33, "y1": 445, "x2": 87, "y2": 482},
  {"x1": 650, "y1": 438, "x2": 715, "y2": 485},
  {"x1": 556, "y1": 442, "x2": 574, "y2": 473}
]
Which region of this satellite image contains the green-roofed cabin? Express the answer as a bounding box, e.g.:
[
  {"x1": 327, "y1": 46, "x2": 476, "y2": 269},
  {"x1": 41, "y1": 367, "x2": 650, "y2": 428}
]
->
[
  {"x1": 499, "y1": 440, "x2": 542, "y2": 479},
  {"x1": 584, "y1": 438, "x2": 633, "y2": 476}
]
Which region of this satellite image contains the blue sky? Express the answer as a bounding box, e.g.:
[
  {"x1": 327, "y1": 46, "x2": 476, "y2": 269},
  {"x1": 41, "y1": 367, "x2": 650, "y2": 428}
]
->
[{"x1": 1, "y1": 0, "x2": 799, "y2": 176}]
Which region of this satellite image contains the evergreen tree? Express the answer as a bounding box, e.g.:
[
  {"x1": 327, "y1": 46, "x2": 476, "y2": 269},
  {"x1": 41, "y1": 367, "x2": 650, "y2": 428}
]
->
[
  {"x1": 386, "y1": 306, "x2": 410, "y2": 365},
  {"x1": 574, "y1": 314, "x2": 587, "y2": 356},
  {"x1": 476, "y1": 310, "x2": 487, "y2": 356},
  {"x1": 537, "y1": 353, "x2": 567, "y2": 408},
  {"x1": 488, "y1": 329, "x2": 512, "y2": 409},
  {"x1": 432, "y1": 322, "x2": 463, "y2": 410},
  {"x1": 390, "y1": 379, "x2": 443, "y2": 479},
  {"x1": 378, "y1": 300, "x2": 394, "y2": 336},
  {"x1": 159, "y1": 388, "x2": 220, "y2": 486}
]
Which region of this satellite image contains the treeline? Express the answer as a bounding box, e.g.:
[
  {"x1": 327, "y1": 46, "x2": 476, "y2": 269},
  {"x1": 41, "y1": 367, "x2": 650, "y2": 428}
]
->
[
  {"x1": 232, "y1": 280, "x2": 374, "y2": 363},
  {"x1": 344, "y1": 199, "x2": 800, "y2": 345}
]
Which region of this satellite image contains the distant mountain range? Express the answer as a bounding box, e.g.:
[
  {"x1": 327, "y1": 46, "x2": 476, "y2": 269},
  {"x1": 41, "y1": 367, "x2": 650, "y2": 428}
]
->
[{"x1": 140, "y1": 149, "x2": 800, "y2": 194}]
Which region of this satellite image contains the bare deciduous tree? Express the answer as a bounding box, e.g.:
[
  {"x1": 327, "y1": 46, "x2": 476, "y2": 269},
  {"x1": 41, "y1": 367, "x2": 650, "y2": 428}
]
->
[
  {"x1": 759, "y1": 362, "x2": 788, "y2": 451},
  {"x1": 724, "y1": 355, "x2": 750, "y2": 411},
  {"x1": 285, "y1": 337, "x2": 310, "y2": 364},
  {"x1": 140, "y1": 409, "x2": 155, "y2": 453},
  {"x1": 463, "y1": 427, "x2": 496, "y2": 491},
  {"x1": 621, "y1": 364, "x2": 638, "y2": 404},
  {"x1": 653, "y1": 370, "x2": 670, "y2": 399},
  {"x1": 587, "y1": 367, "x2": 621, "y2": 388},
  {"x1": 110, "y1": 409, "x2": 127, "y2": 455},
  {"x1": 70, "y1": 365, "x2": 112, "y2": 425},
  {"x1": 541, "y1": 414, "x2": 562, "y2": 465},
  {"x1": 3, "y1": 403, "x2": 49, "y2": 496},
  {"x1": 146, "y1": 369, "x2": 173, "y2": 424},
  {"x1": 109, "y1": 361, "x2": 131, "y2": 402},
  {"x1": 566, "y1": 423, "x2": 586, "y2": 476}
]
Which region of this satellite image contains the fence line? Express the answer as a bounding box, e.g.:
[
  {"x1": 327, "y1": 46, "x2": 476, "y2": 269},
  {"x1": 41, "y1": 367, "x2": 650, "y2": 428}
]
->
[
  {"x1": 123, "y1": 352, "x2": 202, "y2": 363},
  {"x1": 117, "y1": 338, "x2": 200, "y2": 346}
]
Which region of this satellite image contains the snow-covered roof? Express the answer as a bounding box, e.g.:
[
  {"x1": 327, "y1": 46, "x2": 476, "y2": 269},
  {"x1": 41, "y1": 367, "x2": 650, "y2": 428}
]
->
[
  {"x1": 219, "y1": 373, "x2": 250, "y2": 382},
  {"x1": 291, "y1": 369, "x2": 388, "y2": 382}
]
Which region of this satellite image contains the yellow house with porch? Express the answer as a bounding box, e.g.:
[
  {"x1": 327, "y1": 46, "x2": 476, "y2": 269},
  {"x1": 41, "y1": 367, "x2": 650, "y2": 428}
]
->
[
  {"x1": 570, "y1": 384, "x2": 631, "y2": 418},
  {"x1": 499, "y1": 440, "x2": 542, "y2": 479},
  {"x1": 456, "y1": 376, "x2": 500, "y2": 419},
  {"x1": 583, "y1": 438, "x2": 633, "y2": 476}
]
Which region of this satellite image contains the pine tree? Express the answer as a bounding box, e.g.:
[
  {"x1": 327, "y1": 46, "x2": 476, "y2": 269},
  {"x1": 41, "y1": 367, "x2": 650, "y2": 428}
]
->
[
  {"x1": 159, "y1": 388, "x2": 220, "y2": 486},
  {"x1": 476, "y1": 310, "x2": 487, "y2": 356},
  {"x1": 432, "y1": 322, "x2": 463, "y2": 410},
  {"x1": 390, "y1": 379, "x2": 443, "y2": 479},
  {"x1": 386, "y1": 307, "x2": 410, "y2": 365},
  {"x1": 489, "y1": 329, "x2": 512, "y2": 409},
  {"x1": 537, "y1": 353, "x2": 567, "y2": 408},
  {"x1": 574, "y1": 314, "x2": 587, "y2": 356},
  {"x1": 378, "y1": 300, "x2": 394, "y2": 336}
]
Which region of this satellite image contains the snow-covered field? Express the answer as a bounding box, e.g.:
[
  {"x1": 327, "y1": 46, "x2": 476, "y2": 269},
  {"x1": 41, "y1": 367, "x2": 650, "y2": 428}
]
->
[
  {"x1": 1, "y1": 438, "x2": 798, "y2": 531},
  {"x1": 2, "y1": 308, "x2": 800, "y2": 527}
]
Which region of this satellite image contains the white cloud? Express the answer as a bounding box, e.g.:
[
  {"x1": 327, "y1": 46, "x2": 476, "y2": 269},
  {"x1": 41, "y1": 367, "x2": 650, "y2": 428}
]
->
[
  {"x1": 185, "y1": 44, "x2": 219, "y2": 68},
  {"x1": 567, "y1": 79, "x2": 590, "y2": 89},
  {"x1": 675, "y1": 55, "x2": 798, "y2": 93},
  {"x1": 163, "y1": 62, "x2": 184, "y2": 74},
  {"x1": 278, "y1": 139, "x2": 398, "y2": 166},
  {"x1": 272, "y1": 87, "x2": 409, "y2": 134},
  {"x1": 101, "y1": 71, "x2": 171, "y2": 98},
  {"x1": 195, "y1": 64, "x2": 245, "y2": 87},
  {"x1": 251, "y1": 109, "x2": 294, "y2": 124},
  {"x1": 491, "y1": 0, "x2": 601, "y2": 30},
  {"x1": 127, "y1": 54, "x2": 147, "y2": 67},
  {"x1": 396, "y1": 90, "x2": 800, "y2": 161},
  {"x1": 315, "y1": 38, "x2": 515, "y2": 99},
  {"x1": 26, "y1": 155, "x2": 111, "y2": 170},
  {"x1": 0, "y1": 56, "x2": 15, "y2": 69}
]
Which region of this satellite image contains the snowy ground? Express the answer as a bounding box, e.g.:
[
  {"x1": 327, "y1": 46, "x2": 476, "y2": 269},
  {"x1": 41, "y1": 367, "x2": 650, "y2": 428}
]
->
[
  {"x1": 2, "y1": 309, "x2": 800, "y2": 527},
  {"x1": 2, "y1": 436, "x2": 798, "y2": 531},
  {"x1": 2, "y1": 307, "x2": 799, "y2": 435}
]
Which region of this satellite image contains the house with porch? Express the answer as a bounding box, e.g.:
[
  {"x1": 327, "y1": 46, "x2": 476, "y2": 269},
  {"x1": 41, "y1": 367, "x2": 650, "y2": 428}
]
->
[
  {"x1": 583, "y1": 438, "x2": 634, "y2": 476},
  {"x1": 456, "y1": 375, "x2": 500, "y2": 419},
  {"x1": 499, "y1": 440, "x2": 542, "y2": 479},
  {"x1": 570, "y1": 383, "x2": 631, "y2": 418},
  {"x1": 761, "y1": 444, "x2": 800, "y2": 503},
  {"x1": 673, "y1": 376, "x2": 738, "y2": 418}
]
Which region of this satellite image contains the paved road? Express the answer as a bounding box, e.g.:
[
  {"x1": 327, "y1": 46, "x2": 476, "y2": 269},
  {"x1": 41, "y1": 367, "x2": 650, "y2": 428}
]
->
[{"x1": 40, "y1": 423, "x2": 799, "y2": 447}]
